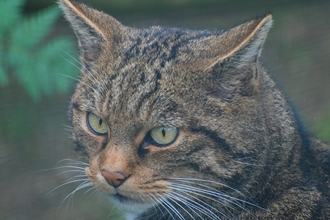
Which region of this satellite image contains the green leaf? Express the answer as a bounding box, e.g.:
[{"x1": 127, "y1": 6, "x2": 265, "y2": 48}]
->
[
  {"x1": 9, "y1": 5, "x2": 61, "y2": 52},
  {"x1": 33, "y1": 37, "x2": 79, "y2": 99},
  {"x1": 0, "y1": 0, "x2": 24, "y2": 86},
  {"x1": 0, "y1": 0, "x2": 24, "y2": 34},
  {"x1": 5, "y1": 4, "x2": 78, "y2": 101},
  {"x1": 15, "y1": 52, "x2": 43, "y2": 101},
  {"x1": 11, "y1": 36, "x2": 79, "y2": 101}
]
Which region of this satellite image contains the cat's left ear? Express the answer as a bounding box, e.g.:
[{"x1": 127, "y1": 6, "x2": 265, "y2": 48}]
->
[
  {"x1": 204, "y1": 14, "x2": 273, "y2": 69},
  {"x1": 58, "y1": 0, "x2": 124, "y2": 65}
]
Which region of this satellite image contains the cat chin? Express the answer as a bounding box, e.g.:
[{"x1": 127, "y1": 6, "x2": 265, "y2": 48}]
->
[
  {"x1": 124, "y1": 212, "x2": 139, "y2": 220},
  {"x1": 108, "y1": 194, "x2": 153, "y2": 216}
]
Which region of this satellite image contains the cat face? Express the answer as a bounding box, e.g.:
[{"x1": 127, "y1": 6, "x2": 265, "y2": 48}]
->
[
  {"x1": 68, "y1": 33, "x2": 243, "y2": 214},
  {"x1": 59, "y1": 0, "x2": 280, "y2": 217}
]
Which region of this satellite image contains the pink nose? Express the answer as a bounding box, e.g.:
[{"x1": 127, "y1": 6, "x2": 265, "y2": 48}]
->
[{"x1": 101, "y1": 170, "x2": 126, "y2": 188}]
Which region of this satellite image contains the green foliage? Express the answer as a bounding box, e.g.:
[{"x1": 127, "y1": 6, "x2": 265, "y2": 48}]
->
[
  {"x1": 0, "y1": 0, "x2": 23, "y2": 32},
  {"x1": 0, "y1": 0, "x2": 78, "y2": 101},
  {"x1": 0, "y1": 0, "x2": 24, "y2": 86}
]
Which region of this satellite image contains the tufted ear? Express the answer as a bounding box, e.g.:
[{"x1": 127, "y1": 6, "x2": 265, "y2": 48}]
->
[
  {"x1": 58, "y1": 0, "x2": 124, "y2": 65},
  {"x1": 200, "y1": 14, "x2": 273, "y2": 69},
  {"x1": 190, "y1": 14, "x2": 273, "y2": 101}
]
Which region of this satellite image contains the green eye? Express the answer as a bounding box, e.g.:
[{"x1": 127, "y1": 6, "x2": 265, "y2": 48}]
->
[
  {"x1": 149, "y1": 126, "x2": 178, "y2": 146},
  {"x1": 86, "y1": 112, "x2": 108, "y2": 135}
]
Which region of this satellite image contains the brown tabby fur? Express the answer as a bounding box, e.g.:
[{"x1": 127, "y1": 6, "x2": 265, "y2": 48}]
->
[{"x1": 59, "y1": 0, "x2": 330, "y2": 219}]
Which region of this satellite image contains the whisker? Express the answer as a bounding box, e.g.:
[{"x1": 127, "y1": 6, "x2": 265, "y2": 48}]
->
[
  {"x1": 52, "y1": 165, "x2": 86, "y2": 171},
  {"x1": 57, "y1": 55, "x2": 102, "y2": 96},
  {"x1": 170, "y1": 183, "x2": 229, "y2": 206},
  {"x1": 57, "y1": 46, "x2": 79, "y2": 64},
  {"x1": 37, "y1": 165, "x2": 86, "y2": 177},
  {"x1": 58, "y1": 173, "x2": 87, "y2": 183},
  {"x1": 170, "y1": 177, "x2": 263, "y2": 209},
  {"x1": 46, "y1": 178, "x2": 89, "y2": 196},
  {"x1": 144, "y1": 193, "x2": 167, "y2": 219},
  {"x1": 170, "y1": 182, "x2": 259, "y2": 219},
  {"x1": 170, "y1": 177, "x2": 248, "y2": 198},
  {"x1": 80, "y1": 186, "x2": 96, "y2": 197},
  {"x1": 58, "y1": 73, "x2": 94, "y2": 90},
  {"x1": 58, "y1": 48, "x2": 100, "y2": 85},
  {"x1": 58, "y1": 49, "x2": 109, "y2": 102},
  {"x1": 55, "y1": 159, "x2": 89, "y2": 167},
  {"x1": 153, "y1": 195, "x2": 176, "y2": 220},
  {"x1": 170, "y1": 191, "x2": 224, "y2": 219},
  {"x1": 162, "y1": 198, "x2": 185, "y2": 220},
  {"x1": 63, "y1": 124, "x2": 73, "y2": 132},
  {"x1": 88, "y1": 188, "x2": 100, "y2": 198},
  {"x1": 151, "y1": 196, "x2": 166, "y2": 219},
  {"x1": 166, "y1": 193, "x2": 197, "y2": 220},
  {"x1": 58, "y1": 180, "x2": 93, "y2": 209},
  {"x1": 170, "y1": 184, "x2": 234, "y2": 215}
]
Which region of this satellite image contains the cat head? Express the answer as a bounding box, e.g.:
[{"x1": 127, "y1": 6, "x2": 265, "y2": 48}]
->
[{"x1": 59, "y1": 0, "x2": 278, "y2": 217}]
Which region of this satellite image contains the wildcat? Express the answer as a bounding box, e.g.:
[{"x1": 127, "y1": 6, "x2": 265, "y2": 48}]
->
[{"x1": 59, "y1": 0, "x2": 330, "y2": 219}]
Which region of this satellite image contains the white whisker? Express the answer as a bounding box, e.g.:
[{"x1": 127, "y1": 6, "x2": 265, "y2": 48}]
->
[
  {"x1": 58, "y1": 49, "x2": 109, "y2": 103},
  {"x1": 170, "y1": 191, "x2": 224, "y2": 219},
  {"x1": 166, "y1": 193, "x2": 196, "y2": 220},
  {"x1": 153, "y1": 195, "x2": 176, "y2": 220},
  {"x1": 170, "y1": 177, "x2": 262, "y2": 208},
  {"x1": 59, "y1": 180, "x2": 93, "y2": 212},
  {"x1": 63, "y1": 124, "x2": 74, "y2": 133},
  {"x1": 58, "y1": 48, "x2": 100, "y2": 86},
  {"x1": 58, "y1": 73, "x2": 95, "y2": 90},
  {"x1": 46, "y1": 178, "x2": 88, "y2": 196},
  {"x1": 55, "y1": 158, "x2": 89, "y2": 166},
  {"x1": 151, "y1": 196, "x2": 166, "y2": 219},
  {"x1": 170, "y1": 183, "x2": 229, "y2": 206},
  {"x1": 53, "y1": 165, "x2": 86, "y2": 171},
  {"x1": 165, "y1": 177, "x2": 266, "y2": 219},
  {"x1": 162, "y1": 198, "x2": 185, "y2": 220},
  {"x1": 170, "y1": 177, "x2": 248, "y2": 198}
]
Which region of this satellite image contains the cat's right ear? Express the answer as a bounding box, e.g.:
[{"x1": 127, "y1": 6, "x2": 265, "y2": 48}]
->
[
  {"x1": 210, "y1": 14, "x2": 272, "y2": 69},
  {"x1": 58, "y1": 0, "x2": 123, "y2": 64}
]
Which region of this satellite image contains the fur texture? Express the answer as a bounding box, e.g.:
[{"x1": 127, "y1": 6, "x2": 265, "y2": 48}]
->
[{"x1": 59, "y1": 0, "x2": 330, "y2": 219}]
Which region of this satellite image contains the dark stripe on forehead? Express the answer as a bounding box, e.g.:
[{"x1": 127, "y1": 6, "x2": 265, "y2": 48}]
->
[
  {"x1": 191, "y1": 127, "x2": 232, "y2": 153},
  {"x1": 136, "y1": 69, "x2": 162, "y2": 115}
]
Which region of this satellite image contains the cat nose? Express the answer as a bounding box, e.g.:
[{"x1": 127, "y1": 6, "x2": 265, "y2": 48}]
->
[{"x1": 101, "y1": 169, "x2": 126, "y2": 188}]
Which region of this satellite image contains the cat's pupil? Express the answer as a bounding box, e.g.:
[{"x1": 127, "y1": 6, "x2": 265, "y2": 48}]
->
[
  {"x1": 98, "y1": 118, "x2": 102, "y2": 126},
  {"x1": 161, "y1": 128, "x2": 166, "y2": 137}
]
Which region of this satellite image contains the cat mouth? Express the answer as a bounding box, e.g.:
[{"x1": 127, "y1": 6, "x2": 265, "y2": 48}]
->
[
  {"x1": 111, "y1": 192, "x2": 146, "y2": 205},
  {"x1": 112, "y1": 193, "x2": 131, "y2": 203},
  {"x1": 109, "y1": 193, "x2": 154, "y2": 214}
]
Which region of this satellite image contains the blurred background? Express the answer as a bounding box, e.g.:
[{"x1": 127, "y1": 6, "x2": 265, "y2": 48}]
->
[{"x1": 0, "y1": 0, "x2": 329, "y2": 219}]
